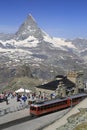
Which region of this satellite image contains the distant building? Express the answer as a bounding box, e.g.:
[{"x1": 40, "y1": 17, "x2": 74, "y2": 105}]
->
[
  {"x1": 67, "y1": 71, "x2": 85, "y2": 93},
  {"x1": 35, "y1": 71, "x2": 85, "y2": 98}
]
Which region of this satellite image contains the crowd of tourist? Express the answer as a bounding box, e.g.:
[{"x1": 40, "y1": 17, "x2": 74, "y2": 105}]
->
[{"x1": 0, "y1": 89, "x2": 56, "y2": 107}]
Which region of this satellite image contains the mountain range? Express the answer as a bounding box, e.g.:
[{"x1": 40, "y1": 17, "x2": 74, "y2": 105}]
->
[{"x1": 0, "y1": 14, "x2": 87, "y2": 82}]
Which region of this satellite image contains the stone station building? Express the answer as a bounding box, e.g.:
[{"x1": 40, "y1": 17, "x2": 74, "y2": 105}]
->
[{"x1": 35, "y1": 71, "x2": 85, "y2": 98}]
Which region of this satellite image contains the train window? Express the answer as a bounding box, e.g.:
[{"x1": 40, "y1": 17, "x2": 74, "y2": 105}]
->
[
  {"x1": 55, "y1": 103, "x2": 58, "y2": 107},
  {"x1": 52, "y1": 103, "x2": 56, "y2": 107},
  {"x1": 30, "y1": 106, "x2": 36, "y2": 111},
  {"x1": 34, "y1": 107, "x2": 36, "y2": 111},
  {"x1": 46, "y1": 101, "x2": 67, "y2": 109},
  {"x1": 38, "y1": 106, "x2": 41, "y2": 111},
  {"x1": 46, "y1": 104, "x2": 50, "y2": 108},
  {"x1": 41, "y1": 106, "x2": 45, "y2": 110},
  {"x1": 49, "y1": 104, "x2": 52, "y2": 108},
  {"x1": 72, "y1": 97, "x2": 80, "y2": 102},
  {"x1": 48, "y1": 105, "x2": 51, "y2": 108},
  {"x1": 56, "y1": 102, "x2": 59, "y2": 106},
  {"x1": 63, "y1": 101, "x2": 67, "y2": 104},
  {"x1": 38, "y1": 107, "x2": 40, "y2": 111},
  {"x1": 54, "y1": 103, "x2": 56, "y2": 107},
  {"x1": 57, "y1": 101, "x2": 65, "y2": 106},
  {"x1": 72, "y1": 98, "x2": 75, "y2": 102},
  {"x1": 30, "y1": 106, "x2": 33, "y2": 110},
  {"x1": 46, "y1": 105, "x2": 51, "y2": 109},
  {"x1": 50, "y1": 104, "x2": 53, "y2": 108},
  {"x1": 43, "y1": 105, "x2": 46, "y2": 109},
  {"x1": 72, "y1": 96, "x2": 83, "y2": 102}
]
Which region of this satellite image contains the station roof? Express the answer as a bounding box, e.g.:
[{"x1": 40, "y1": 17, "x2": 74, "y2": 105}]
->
[{"x1": 36, "y1": 76, "x2": 75, "y2": 91}]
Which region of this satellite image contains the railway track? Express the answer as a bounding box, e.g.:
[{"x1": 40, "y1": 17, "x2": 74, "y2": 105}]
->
[{"x1": 0, "y1": 115, "x2": 36, "y2": 129}]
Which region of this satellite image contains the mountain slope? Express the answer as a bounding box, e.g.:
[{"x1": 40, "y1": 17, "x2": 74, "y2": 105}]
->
[{"x1": 0, "y1": 14, "x2": 87, "y2": 81}]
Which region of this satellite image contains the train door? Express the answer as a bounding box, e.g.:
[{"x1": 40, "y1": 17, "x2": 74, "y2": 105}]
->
[{"x1": 67, "y1": 98, "x2": 71, "y2": 107}]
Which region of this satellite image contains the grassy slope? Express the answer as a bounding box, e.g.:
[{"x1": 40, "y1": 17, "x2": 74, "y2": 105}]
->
[
  {"x1": 2, "y1": 76, "x2": 43, "y2": 92},
  {"x1": 73, "y1": 122, "x2": 87, "y2": 130}
]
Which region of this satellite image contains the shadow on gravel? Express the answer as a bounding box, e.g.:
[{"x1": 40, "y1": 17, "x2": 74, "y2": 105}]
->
[{"x1": 0, "y1": 116, "x2": 36, "y2": 130}]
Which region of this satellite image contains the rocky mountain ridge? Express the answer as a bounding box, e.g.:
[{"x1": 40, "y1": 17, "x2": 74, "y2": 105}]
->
[{"x1": 0, "y1": 14, "x2": 87, "y2": 81}]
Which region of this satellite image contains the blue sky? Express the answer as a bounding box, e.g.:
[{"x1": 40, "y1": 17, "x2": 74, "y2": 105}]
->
[{"x1": 0, "y1": 0, "x2": 87, "y2": 39}]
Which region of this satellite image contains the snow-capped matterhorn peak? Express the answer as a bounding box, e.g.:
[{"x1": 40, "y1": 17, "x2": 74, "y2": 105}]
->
[
  {"x1": 23, "y1": 14, "x2": 37, "y2": 26},
  {"x1": 28, "y1": 13, "x2": 36, "y2": 22},
  {"x1": 15, "y1": 14, "x2": 46, "y2": 41},
  {"x1": 0, "y1": 14, "x2": 77, "y2": 52}
]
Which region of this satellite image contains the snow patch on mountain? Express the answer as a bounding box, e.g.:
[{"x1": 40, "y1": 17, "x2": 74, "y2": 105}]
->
[
  {"x1": 43, "y1": 35, "x2": 76, "y2": 51},
  {"x1": 0, "y1": 48, "x2": 33, "y2": 55},
  {"x1": 15, "y1": 36, "x2": 39, "y2": 47},
  {"x1": 53, "y1": 37, "x2": 76, "y2": 48},
  {"x1": 0, "y1": 35, "x2": 39, "y2": 48}
]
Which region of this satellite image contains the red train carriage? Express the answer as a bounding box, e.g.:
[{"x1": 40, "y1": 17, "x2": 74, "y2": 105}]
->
[
  {"x1": 30, "y1": 93, "x2": 87, "y2": 116},
  {"x1": 69, "y1": 93, "x2": 87, "y2": 106}
]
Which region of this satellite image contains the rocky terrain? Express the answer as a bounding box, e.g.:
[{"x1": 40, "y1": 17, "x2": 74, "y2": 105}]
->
[{"x1": 57, "y1": 108, "x2": 87, "y2": 130}]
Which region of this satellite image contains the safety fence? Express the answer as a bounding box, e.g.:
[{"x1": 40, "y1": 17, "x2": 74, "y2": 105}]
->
[{"x1": 0, "y1": 104, "x2": 29, "y2": 117}]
